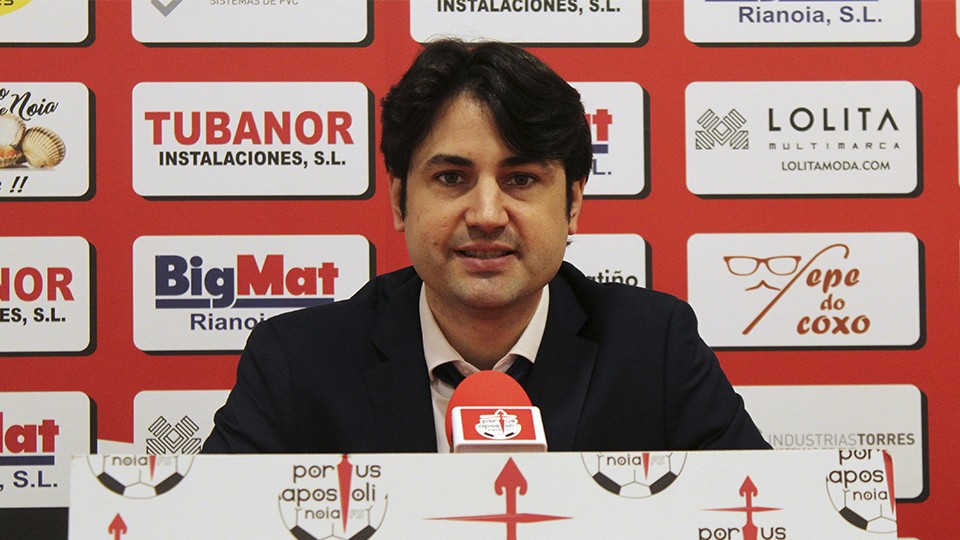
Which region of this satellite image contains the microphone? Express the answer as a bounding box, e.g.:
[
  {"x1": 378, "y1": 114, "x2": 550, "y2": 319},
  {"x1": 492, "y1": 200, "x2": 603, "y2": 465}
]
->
[{"x1": 444, "y1": 370, "x2": 547, "y2": 453}]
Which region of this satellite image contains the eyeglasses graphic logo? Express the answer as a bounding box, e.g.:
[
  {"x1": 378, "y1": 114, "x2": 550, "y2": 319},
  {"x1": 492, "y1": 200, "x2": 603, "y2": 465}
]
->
[
  {"x1": 695, "y1": 109, "x2": 748, "y2": 150},
  {"x1": 724, "y1": 255, "x2": 801, "y2": 284},
  {"x1": 724, "y1": 243, "x2": 870, "y2": 337},
  {"x1": 151, "y1": 0, "x2": 183, "y2": 17}
]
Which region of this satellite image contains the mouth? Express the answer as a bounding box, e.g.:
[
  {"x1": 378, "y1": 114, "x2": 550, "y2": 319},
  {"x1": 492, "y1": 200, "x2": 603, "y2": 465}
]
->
[{"x1": 458, "y1": 249, "x2": 513, "y2": 259}]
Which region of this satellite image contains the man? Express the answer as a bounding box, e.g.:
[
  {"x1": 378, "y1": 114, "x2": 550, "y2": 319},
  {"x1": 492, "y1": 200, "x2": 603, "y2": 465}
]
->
[{"x1": 202, "y1": 39, "x2": 769, "y2": 453}]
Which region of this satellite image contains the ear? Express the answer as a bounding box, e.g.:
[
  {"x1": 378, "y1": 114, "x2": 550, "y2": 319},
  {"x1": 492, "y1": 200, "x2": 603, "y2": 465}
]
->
[
  {"x1": 567, "y1": 177, "x2": 587, "y2": 235},
  {"x1": 389, "y1": 176, "x2": 405, "y2": 232}
]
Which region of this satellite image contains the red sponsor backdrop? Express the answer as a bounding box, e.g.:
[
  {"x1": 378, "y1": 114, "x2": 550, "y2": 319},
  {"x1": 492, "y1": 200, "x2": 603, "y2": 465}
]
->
[{"x1": 0, "y1": 1, "x2": 956, "y2": 536}]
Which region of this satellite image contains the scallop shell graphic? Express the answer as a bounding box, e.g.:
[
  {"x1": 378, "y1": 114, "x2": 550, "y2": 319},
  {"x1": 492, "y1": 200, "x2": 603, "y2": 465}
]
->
[
  {"x1": 20, "y1": 126, "x2": 66, "y2": 168},
  {"x1": 0, "y1": 114, "x2": 25, "y2": 147},
  {"x1": 0, "y1": 144, "x2": 21, "y2": 168}
]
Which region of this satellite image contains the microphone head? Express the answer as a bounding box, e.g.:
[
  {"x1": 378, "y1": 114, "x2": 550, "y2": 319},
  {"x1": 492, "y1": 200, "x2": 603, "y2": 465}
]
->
[
  {"x1": 445, "y1": 371, "x2": 530, "y2": 445},
  {"x1": 444, "y1": 370, "x2": 546, "y2": 453}
]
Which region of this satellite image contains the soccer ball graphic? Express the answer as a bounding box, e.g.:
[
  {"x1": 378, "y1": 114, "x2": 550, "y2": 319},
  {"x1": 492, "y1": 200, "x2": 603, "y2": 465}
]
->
[
  {"x1": 581, "y1": 452, "x2": 686, "y2": 498},
  {"x1": 826, "y1": 480, "x2": 897, "y2": 534},
  {"x1": 825, "y1": 450, "x2": 897, "y2": 534},
  {"x1": 87, "y1": 454, "x2": 193, "y2": 499}
]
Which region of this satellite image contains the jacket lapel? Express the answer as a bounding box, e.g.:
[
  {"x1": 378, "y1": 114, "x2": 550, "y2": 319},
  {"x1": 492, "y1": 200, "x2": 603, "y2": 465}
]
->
[
  {"x1": 526, "y1": 268, "x2": 599, "y2": 451},
  {"x1": 367, "y1": 272, "x2": 438, "y2": 453}
]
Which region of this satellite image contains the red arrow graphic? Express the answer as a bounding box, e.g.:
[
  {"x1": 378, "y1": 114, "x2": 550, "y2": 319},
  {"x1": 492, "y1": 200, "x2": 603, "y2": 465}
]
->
[
  {"x1": 739, "y1": 476, "x2": 758, "y2": 540},
  {"x1": 429, "y1": 458, "x2": 569, "y2": 539},
  {"x1": 706, "y1": 476, "x2": 780, "y2": 540},
  {"x1": 495, "y1": 457, "x2": 527, "y2": 520},
  {"x1": 108, "y1": 514, "x2": 127, "y2": 540},
  {"x1": 882, "y1": 451, "x2": 896, "y2": 515},
  {"x1": 337, "y1": 455, "x2": 353, "y2": 532}
]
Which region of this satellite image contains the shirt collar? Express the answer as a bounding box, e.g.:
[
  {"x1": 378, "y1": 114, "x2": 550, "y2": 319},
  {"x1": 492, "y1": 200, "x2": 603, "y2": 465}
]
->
[{"x1": 420, "y1": 284, "x2": 550, "y2": 379}]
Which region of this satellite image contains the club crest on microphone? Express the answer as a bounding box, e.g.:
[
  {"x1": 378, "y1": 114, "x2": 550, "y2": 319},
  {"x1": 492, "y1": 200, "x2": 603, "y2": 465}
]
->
[{"x1": 476, "y1": 409, "x2": 522, "y2": 440}]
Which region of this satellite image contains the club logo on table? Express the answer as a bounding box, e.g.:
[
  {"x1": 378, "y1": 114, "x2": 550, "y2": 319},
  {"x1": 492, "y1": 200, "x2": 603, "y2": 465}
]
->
[
  {"x1": 700, "y1": 477, "x2": 785, "y2": 540},
  {"x1": 688, "y1": 233, "x2": 920, "y2": 348},
  {"x1": 278, "y1": 455, "x2": 387, "y2": 540},
  {"x1": 825, "y1": 449, "x2": 896, "y2": 533},
  {"x1": 581, "y1": 452, "x2": 687, "y2": 499},
  {"x1": 428, "y1": 457, "x2": 569, "y2": 536},
  {"x1": 86, "y1": 455, "x2": 194, "y2": 500}
]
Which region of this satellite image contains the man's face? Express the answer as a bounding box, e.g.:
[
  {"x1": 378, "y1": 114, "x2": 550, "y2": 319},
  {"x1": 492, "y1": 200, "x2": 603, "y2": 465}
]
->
[{"x1": 390, "y1": 94, "x2": 585, "y2": 318}]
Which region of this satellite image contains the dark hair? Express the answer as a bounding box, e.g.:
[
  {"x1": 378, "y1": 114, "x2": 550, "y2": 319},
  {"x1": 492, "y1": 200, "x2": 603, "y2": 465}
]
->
[{"x1": 380, "y1": 39, "x2": 592, "y2": 215}]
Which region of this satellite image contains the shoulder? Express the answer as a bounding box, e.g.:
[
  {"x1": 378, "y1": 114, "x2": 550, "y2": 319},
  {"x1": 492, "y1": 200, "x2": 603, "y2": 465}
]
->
[
  {"x1": 252, "y1": 266, "x2": 420, "y2": 345},
  {"x1": 557, "y1": 261, "x2": 688, "y2": 323}
]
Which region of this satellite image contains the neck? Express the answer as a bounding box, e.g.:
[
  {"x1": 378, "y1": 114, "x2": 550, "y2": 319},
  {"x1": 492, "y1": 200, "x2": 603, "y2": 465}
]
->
[{"x1": 426, "y1": 290, "x2": 542, "y2": 371}]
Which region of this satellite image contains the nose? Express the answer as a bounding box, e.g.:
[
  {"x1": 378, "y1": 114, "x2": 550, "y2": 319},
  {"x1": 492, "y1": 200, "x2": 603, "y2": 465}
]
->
[{"x1": 464, "y1": 177, "x2": 508, "y2": 231}]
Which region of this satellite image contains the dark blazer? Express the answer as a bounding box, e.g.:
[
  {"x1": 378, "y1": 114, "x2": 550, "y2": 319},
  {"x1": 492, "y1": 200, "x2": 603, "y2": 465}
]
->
[{"x1": 203, "y1": 262, "x2": 770, "y2": 453}]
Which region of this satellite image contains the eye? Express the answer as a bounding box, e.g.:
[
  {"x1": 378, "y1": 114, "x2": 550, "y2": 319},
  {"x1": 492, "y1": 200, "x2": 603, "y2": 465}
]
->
[
  {"x1": 435, "y1": 171, "x2": 465, "y2": 186},
  {"x1": 507, "y1": 174, "x2": 536, "y2": 187}
]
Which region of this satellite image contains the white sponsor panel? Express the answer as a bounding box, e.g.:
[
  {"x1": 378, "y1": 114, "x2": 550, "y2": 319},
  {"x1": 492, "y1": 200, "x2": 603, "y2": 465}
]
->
[
  {"x1": 0, "y1": 0, "x2": 89, "y2": 44},
  {"x1": 410, "y1": 0, "x2": 643, "y2": 44},
  {"x1": 133, "y1": 235, "x2": 372, "y2": 352},
  {"x1": 134, "y1": 390, "x2": 229, "y2": 455},
  {"x1": 686, "y1": 81, "x2": 918, "y2": 196},
  {"x1": 0, "y1": 237, "x2": 91, "y2": 354},
  {"x1": 132, "y1": 0, "x2": 369, "y2": 44},
  {"x1": 737, "y1": 385, "x2": 925, "y2": 500},
  {"x1": 133, "y1": 82, "x2": 370, "y2": 198},
  {"x1": 0, "y1": 83, "x2": 91, "y2": 199},
  {"x1": 70, "y1": 450, "x2": 897, "y2": 537},
  {"x1": 685, "y1": 0, "x2": 916, "y2": 44},
  {"x1": 564, "y1": 233, "x2": 646, "y2": 288},
  {"x1": 574, "y1": 82, "x2": 646, "y2": 197},
  {"x1": 0, "y1": 392, "x2": 92, "y2": 508},
  {"x1": 688, "y1": 233, "x2": 920, "y2": 347},
  {"x1": 96, "y1": 440, "x2": 136, "y2": 454}
]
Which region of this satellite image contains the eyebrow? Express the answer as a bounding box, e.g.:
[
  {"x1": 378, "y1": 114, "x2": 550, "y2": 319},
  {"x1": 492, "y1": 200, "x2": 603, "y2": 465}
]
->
[
  {"x1": 420, "y1": 153, "x2": 553, "y2": 170},
  {"x1": 422, "y1": 154, "x2": 473, "y2": 169}
]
